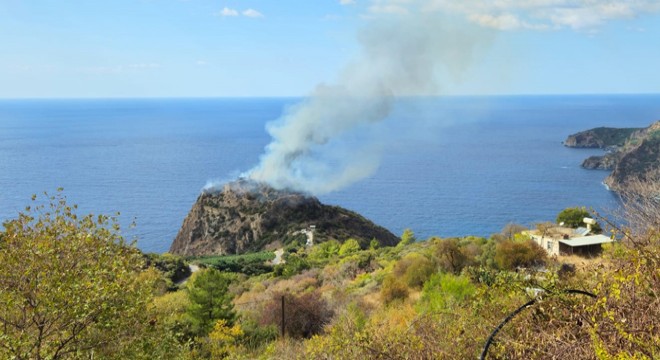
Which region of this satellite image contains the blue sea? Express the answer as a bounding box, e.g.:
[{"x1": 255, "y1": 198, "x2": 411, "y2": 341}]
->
[{"x1": 1, "y1": 95, "x2": 659, "y2": 253}]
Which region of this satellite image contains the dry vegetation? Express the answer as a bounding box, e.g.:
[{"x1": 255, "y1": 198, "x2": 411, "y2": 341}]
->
[{"x1": 1, "y1": 181, "x2": 658, "y2": 359}]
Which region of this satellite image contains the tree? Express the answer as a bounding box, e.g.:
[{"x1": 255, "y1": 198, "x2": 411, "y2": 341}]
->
[
  {"x1": 434, "y1": 238, "x2": 471, "y2": 274},
  {"x1": 398, "y1": 228, "x2": 416, "y2": 247},
  {"x1": 0, "y1": 192, "x2": 182, "y2": 359},
  {"x1": 556, "y1": 207, "x2": 602, "y2": 232},
  {"x1": 186, "y1": 269, "x2": 236, "y2": 337},
  {"x1": 500, "y1": 223, "x2": 528, "y2": 241}
]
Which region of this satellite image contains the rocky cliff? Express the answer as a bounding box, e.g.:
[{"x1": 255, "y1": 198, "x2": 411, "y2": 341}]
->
[
  {"x1": 565, "y1": 121, "x2": 660, "y2": 192},
  {"x1": 564, "y1": 126, "x2": 640, "y2": 149},
  {"x1": 170, "y1": 180, "x2": 400, "y2": 256}
]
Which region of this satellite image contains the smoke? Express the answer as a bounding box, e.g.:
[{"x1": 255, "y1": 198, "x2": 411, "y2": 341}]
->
[{"x1": 246, "y1": 14, "x2": 488, "y2": 194}]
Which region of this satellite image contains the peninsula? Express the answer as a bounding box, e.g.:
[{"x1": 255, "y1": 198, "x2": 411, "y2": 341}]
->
[{"x1": 565, "y1": 121, "x2": 660, "y2": 192}]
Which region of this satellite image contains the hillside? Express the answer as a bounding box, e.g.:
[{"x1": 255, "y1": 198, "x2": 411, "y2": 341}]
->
[
  {"x1": 563, "y1": 126, "x2": 640, "y2": 149},
  {"x1": 3, "y1": 191, "x2": 657, "y2": 360},
  {"x1": 565, "y1": 121, "x2": 660, "y2": 191},
  {"x1": 169, "y1": 179, "x2": 400, "y2": 256}
]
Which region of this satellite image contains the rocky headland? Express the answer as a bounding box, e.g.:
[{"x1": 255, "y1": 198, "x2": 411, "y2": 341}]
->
[
  {"x1": 565, "y1": 121, "x2": 660, "y2": 192},
  {"x1": 170, "y1": 179, "x2": 400, "y2": 256}
]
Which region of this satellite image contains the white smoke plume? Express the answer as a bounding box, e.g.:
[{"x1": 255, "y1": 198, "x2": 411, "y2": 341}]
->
[{"x1": 245, "y1": 14, "x2": 488, "y2": 195}]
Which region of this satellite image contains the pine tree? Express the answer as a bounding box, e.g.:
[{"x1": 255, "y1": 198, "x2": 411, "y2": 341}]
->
[{"x1": 186, "y1": 269, "x2": 236, "y2": 336}]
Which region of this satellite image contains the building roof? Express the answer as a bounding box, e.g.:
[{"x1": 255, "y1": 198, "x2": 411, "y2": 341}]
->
[
  {"x1": 573, "y1": 227, "x2": 590, "y2": 236},
  {"x1": 559, "y1": 234, "x2": 614, "y2": 247}
]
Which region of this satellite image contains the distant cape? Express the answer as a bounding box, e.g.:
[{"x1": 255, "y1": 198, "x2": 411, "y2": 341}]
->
[{"x1": 565, "y1": 121, "x2": 660, "y2": 192}]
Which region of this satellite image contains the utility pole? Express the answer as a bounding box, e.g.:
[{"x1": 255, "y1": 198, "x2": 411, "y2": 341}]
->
[{"x1": 281, "y1": 295, "x2": 285, "y2": 339}]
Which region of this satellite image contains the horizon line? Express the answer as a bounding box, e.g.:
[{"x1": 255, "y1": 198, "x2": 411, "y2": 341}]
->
[{"x1": 2, "y1": 92, "x2": 660, "y2": 101}]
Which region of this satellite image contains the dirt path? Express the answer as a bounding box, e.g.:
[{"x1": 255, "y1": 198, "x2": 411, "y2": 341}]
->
[{"x1": 175, "y1": 264, "x2": 201, "y2": 286}]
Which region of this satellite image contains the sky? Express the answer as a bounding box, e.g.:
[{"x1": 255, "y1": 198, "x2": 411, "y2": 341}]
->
[{"x1": 1, "y1": 0, "x2": 660, "y2": 98}]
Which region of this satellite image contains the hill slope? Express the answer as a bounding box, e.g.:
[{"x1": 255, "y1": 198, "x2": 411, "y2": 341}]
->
[
  {"x1": 565, "y1": 121, "x2": 660, "y2": 192},
  {"x1": 170, "y1": 180, "x2": 400, "y2": 256}
]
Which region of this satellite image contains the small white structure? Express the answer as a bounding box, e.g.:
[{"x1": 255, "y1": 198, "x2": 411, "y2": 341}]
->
[
  {"x1": 528, "y1": 218, "x2": 614, "y2": 257},
  {"x1": 583, "y1": 217, "x2": 597, "y2": 232},
  {"x1": 294, "y1": 225, "x2": 316, "y2": 247},
  {"x1": 306, "y1": 225, "x2": 315, "y2": 247}
]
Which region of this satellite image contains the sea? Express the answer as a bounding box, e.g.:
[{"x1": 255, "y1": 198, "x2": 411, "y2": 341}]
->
[{"x1": 1, "y1": 95, "x2": 659, "y2": 253}]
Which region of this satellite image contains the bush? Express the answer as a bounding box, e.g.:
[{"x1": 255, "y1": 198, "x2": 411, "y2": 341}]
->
[
  {"x1": 339, "y1": 238, "x2": 361, "y2": 256},
  {"x1": 400, "y1": 254, "x2": 436, "y2": 288},
  {"x1": 308, "y1": 240, "x2": 340, "y2": 264},
  {"x1": 494, "y1": 239, "x2": 547, "y2": 270},
  {"x1": 434, "y1": 238, "x2": 472, "y2": 274},
  {"x1": 380, "y1": 275, "x2": 409, "y2": 304},
  {"x1": 261, "y1": 291, "x2": 334, "y2": 339},
  {"x1": 144, "y1": 252, "x2": 191, "y2": 289},
  {"x1": 273, "y1": 253, "x2": 310, "y2": 277},
  {"x1": 419, "y1": 273, "x2": 476, "y2": 312}
]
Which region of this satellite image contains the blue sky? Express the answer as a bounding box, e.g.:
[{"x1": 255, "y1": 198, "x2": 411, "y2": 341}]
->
[{"x1": 2, "y1": 0, "x2": 660, "y2": 98}]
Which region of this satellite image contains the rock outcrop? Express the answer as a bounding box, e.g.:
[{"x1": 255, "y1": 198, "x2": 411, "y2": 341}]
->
[
  {"x1": 565, "y1": 121, "x2": 660, "y2": 192},
  {"x1": 170, "y1": 179, "x2": 400, "y2": 256},
  {"x1": 581, "y1": 153, "x2": 621, "y2": 170}
]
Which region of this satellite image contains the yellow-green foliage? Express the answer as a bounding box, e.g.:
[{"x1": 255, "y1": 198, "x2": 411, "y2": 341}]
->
[
  {"x1": 338, "y1": 238, "x2": 361, "y2": 256},
  {"x1": 6, "y1": 192, "x2": 656, "y2": 359},
  {"x1": 380, "y1": 274, "x2": 409, "y2": 304},
  {"x1": 393, "y1": 252, "x2": 436, "y2": 288},
  {"x1": 308, "y1": 239, "x2": 340, "y2": 264},
  {"x1": 152, "y1": 290, "x2": 193, "y2": 341},
  {"x1": 418, "y1": 273, "x2": 476, "y2": 312},
  {"x1": 0, "y1": 192, "x2": 191, "y2": 360},
  {"x1": 398, "y1": 228, "x2": 416, "y2": 247},
  {"x1": 206, "y1": 319, "x2": 244, "y2": 359}
]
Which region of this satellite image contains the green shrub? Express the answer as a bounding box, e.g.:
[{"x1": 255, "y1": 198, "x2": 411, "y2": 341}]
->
[
  {"x1": 273, "y1": 253, "x2": 310, "y2": 278},
  {"x1": 419, "y1": 273, "x2": 476, "y2": 312},
  {"x1": 400, "y1": 254, "x2": 435, "y2": 288},
  {"x1": 144, "y1": 252, "x2": 191, "y2": 290},
  {"x1": 308, "y1": 240, "x2": 340, "y2": 264},
  {"x1": 397, "y1": 228, "x2": 416, "y2": 248}
]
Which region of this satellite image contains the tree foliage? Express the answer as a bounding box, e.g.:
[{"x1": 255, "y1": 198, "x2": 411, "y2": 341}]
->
[
  {"x1": 338, "y1": 238, "x2": 361, "y2": 257},
  {"x1": 556, "y1": 206, "x2": 602, "y2": 232},
  {"x1": 186, "y1": 268, "x2": 236, "y2": 337},
  {"x1": 434, "y1": 238, "x2": 471, "y2": 274},
  {"x1": 0, "y1": 192, "x2": 187, "y2": 359},
  {"x1": 206, "y1": 319, "x2": 243, "y2": 359},
  {"x1": 398, "y1": 228, "x2": 416, "y2": 247}
]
